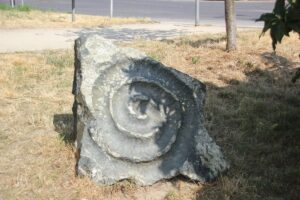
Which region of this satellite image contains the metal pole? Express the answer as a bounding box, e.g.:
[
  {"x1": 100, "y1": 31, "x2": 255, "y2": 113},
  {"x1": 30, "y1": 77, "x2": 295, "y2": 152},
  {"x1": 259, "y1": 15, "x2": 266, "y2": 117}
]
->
[
  {"x1": 195, "y1": 0, "x2": 200, "y2": 26},
  {"x1": 110, "y1": 0, "x2": 113, "y2": 18},
  {"x1": 10, "y1": 0, "x2": 15, "y2": 8},
  {"x1": 72, "y1": 0, "x2": 75, "y2": 22}
]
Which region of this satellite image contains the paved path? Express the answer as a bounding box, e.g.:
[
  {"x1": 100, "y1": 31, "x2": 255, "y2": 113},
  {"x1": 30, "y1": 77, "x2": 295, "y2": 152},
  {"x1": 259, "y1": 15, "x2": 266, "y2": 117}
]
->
[{"x1": 0, "y1": 22, "x2": 257, "y2": 53}]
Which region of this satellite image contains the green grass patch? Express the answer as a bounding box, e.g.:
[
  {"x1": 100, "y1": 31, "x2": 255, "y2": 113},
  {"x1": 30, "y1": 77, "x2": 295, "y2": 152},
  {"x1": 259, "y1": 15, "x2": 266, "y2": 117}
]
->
[
  {"x1": 46, "y1": 51, "x2": 73, "y2": 76},
  {"x1": 0, "y1": 3, "x2": 31, "y2": 12},
  {"x1": 17, "y1": 5, "x2": 31, "y2": 12},
  {"x1": 0, "y1": 3, "x2": 11, "y2": 10}
]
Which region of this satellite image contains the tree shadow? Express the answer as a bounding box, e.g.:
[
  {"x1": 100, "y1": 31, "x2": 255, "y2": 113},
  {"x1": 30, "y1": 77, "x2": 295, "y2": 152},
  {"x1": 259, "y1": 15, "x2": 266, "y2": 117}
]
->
[
  {"x1": 160, "y1": 35, "x2": 227, "y2": 49},
  {"x1": 261, "y1": 52, "x2": 300, "y2": 69},
  {"x1": 177, "y1": 36, "x2": 227, "y2": 48},
  {"x1": 195, "y1": 54, "x2": 300, "y2": 199},
  {"x1": 71, "y1": 27, "x2": 190, "y2": 42},
  {"x1": 53, "y1": 114, "x2": 75, "y2": 144}
]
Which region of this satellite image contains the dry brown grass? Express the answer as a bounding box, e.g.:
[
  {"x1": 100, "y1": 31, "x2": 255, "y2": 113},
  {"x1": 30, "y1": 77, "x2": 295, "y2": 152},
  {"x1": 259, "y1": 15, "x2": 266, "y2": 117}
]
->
[
  {"x1": 128, "y1": 31, "x2": 300, "y2": 199},
  {"x1": 0, "y1": 8, "x2": 151, "y2": 29},
  {"x1": 0, "y1": 50, "x2": 198, "y2": 200},
  {"x1": 0, "y1": 30, "x2": 299, "y2": 200}
]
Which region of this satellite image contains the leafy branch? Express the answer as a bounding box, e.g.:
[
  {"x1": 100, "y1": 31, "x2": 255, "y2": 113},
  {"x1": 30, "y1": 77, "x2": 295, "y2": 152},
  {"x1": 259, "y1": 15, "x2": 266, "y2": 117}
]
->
[
  {"x1": 256, "y1": 0, "x2": 300, "y2": 50},
  {"x1": 257, "y1": 0, "x2": 300, "y2": 82}
]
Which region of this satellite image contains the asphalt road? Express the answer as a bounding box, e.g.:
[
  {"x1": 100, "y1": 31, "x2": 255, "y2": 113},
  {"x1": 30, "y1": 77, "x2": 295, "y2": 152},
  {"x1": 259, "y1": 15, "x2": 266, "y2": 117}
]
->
[{"x1": 0, "y1": 0, "x2": 274, "y2": 26}]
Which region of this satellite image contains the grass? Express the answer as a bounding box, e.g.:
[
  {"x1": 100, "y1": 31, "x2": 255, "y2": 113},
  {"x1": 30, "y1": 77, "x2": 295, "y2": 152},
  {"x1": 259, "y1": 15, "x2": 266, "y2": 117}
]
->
[
  {"x1": 129, "y1": 31, "x2": 300, "y2": 200},
  {"x1": 0, "y1": 3, "x2": 151, "y2": 29},
  {"x1": 0, "y1": 30, "x2": 299, "y2": 199},
  {"x1": 0, "y1": 4, "x2": 31, "y2": 11},
  {"x1": 165, "y1": 190, "x2": 181, "y2": 200}
]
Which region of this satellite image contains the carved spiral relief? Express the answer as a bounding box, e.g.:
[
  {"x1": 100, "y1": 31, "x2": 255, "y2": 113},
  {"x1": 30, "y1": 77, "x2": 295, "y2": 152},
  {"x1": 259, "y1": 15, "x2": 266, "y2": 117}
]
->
[
  {"x1": 74, "y1": 35, "x2": 228, "y2": 186},
  {"x1": 90, "y1": 59, "x2": 199, "y2": 166}
]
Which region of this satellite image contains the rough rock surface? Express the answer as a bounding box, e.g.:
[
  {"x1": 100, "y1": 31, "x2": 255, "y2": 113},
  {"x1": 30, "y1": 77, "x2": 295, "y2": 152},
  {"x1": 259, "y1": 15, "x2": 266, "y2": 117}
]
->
[{"x1": 72, "y1": 34, "x2": 229, "y2": 186}]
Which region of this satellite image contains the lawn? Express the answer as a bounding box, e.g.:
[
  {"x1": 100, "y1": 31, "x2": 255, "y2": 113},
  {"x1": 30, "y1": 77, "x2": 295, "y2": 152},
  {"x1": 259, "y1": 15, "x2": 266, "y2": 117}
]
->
[
  {"x1": 0, "y1": 31, "x2": 299, "y2": 200},
  {"x1": 0, "y1": 4, "x2": 151, "y2": 29}
]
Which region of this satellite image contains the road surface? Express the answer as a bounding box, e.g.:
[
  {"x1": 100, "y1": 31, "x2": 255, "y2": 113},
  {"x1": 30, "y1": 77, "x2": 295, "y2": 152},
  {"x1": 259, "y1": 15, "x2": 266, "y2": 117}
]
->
[{"x1": 0, "y1": 0, "x2": 274, "y2": 27}]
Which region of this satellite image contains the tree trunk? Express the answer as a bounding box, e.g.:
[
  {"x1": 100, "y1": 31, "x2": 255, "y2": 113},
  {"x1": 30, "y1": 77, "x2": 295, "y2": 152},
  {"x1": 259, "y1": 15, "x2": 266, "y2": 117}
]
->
[{"x1": 225, "y1": 0, "x2": 237, "y2": 51}]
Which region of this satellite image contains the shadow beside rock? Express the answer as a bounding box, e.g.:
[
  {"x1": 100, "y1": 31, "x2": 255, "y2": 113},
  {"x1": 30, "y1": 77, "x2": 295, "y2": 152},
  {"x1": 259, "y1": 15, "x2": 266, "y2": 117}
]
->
[{"x1": 53, "y1": 114, "x2": 75, "y2": 144}]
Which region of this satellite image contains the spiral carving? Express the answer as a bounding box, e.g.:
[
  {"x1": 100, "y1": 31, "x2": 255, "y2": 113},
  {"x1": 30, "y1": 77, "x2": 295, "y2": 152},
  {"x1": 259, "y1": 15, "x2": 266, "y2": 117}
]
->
[
  {"x1": 73, "y1": 35, "x2": 229, "y2": 186},
  {"x1": 90, "y1": 60, "x2": 191, "y2": 163}
]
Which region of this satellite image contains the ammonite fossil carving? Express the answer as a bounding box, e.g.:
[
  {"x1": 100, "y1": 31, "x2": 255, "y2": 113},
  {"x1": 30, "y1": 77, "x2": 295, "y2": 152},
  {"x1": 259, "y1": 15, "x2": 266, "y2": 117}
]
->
[{"x1": 72, "y1": 35, "x2": 229, "y2": 186}]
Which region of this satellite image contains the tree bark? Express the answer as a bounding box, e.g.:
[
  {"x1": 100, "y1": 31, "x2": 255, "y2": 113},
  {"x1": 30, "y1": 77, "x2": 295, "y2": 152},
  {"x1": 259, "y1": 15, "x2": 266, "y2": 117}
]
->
[{"x1": 225, "y1": 0, "x2": 237, "y2": 51}]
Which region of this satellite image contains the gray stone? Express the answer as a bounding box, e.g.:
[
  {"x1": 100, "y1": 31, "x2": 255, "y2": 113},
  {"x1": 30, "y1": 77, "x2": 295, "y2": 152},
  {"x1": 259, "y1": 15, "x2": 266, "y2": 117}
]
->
[{"x1": 72, "y1": 34, "x2": 229, "y2": 186}]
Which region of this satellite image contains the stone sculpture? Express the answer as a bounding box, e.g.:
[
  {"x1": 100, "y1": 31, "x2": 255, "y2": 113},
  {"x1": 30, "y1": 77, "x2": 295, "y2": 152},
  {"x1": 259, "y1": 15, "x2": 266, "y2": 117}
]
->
[{"x1": 72, "y1": 34, "x2": 229, "y2": 186}]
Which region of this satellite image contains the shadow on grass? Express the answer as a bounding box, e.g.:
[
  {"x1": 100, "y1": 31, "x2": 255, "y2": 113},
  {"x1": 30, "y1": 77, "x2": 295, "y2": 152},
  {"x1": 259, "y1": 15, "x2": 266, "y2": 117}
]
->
[
  {"x1": 179, "y1": 37, "x2": 226, "y2": 48},
  {"x1": 261, "y1": 52, "x2": 300, "y2": 69},
  {"x1": 72, "y1": 27, "x2": 188, "y2": 42},
  {"x1": 53, "y1": 114, "x2": 75, "y2": 144},
  {"x1": 196, "y1": 55, "x2": 300, "y2": 199},
  {"x1": 160, "y1": 36, "x2": 227, "y2": 49}
]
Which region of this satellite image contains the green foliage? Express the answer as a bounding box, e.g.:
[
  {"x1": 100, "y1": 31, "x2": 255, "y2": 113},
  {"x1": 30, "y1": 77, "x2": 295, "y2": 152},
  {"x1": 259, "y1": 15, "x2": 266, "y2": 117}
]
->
[
  {"x1": 0, "y1": 3, "x2": 11, "y2": 10},
  {"x1": 257, "y1": 0, "x2": 300, "y2": 82},
  {"x1": 0, "y1": 3, "x2": 31, "y2": 12},
  {"x1": 17, "y1": 5, "x2": 31, "y2": 12},
  {"x1": 192, "y1": 56, "x2": 200, "y2": 64},
  {"x1": 256, "y1": 0, "x2": 300, "y2": 50}
]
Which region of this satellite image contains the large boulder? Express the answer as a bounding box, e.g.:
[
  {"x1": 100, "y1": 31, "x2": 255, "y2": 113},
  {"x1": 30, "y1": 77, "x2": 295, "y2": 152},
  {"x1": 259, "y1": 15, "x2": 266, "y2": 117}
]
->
[{"x1": 72, "y1": 34, "x2": 229, "y2": 186}]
